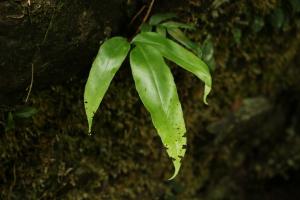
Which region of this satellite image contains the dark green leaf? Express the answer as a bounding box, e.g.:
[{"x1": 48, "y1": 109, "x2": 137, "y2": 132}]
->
[
  {"x1": 289, "y1": 0, "x2": 300, "y2": 12},
  {"x1": 84, "y1": 37, "x2": 130, "y2": 133},
  {"x1": 252, "y1": 16, "x2": 265, "y2": 33},
  {"x1": 149, "y1": 13, "x2": 177, "y2": 25},
  {"x1": 14, "y1": 107, "x2": 38, "y2": 118},
  {"x1": 270, "y1": 8, "x2": 285, "y2": 29},
  {"x1": 232, "y1": 28, "x2": 242, "y2": 44},
  {"x1": 130, "y1": 44, "x2": 186, "y2": 179},
  {"x1": 5, "y1": 112, "x2": 14, "y2": 132},
  {"x1": 141, "y1": 23, "x2": 152, "y2": 32},
  {"x1": 132, "y1": 32, "x2": 212, "y2": 104},
  {"x1": 201, "y1": 37, "x2": 215, "y2": 71},
  {"x1": 167, "y1": 28, "x2": 202, "y2": 57},
  {"x1": 160, "y1": 21, "x2": 195, "y2": 30},
  {"x1": 202, "y1": 37, "x2": 214, "y2": 61}
]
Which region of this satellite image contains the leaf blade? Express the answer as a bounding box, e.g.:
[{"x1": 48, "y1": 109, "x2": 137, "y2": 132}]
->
[
  {"x1": 132, "y1": 32, "x2": 212, "y2": 104},
  {"x1": 160, "y1": 21, "x2": 195, "y2": 30},
  {"x1": 84, "y1": 37, "x2": 130, "y2": 133},
  {"x1": 14, "y1": 106, "x2": 38, "y2": 118},
  {"x1": 130, "y1": 44, "x2": 186, "y2": 179},
  {"x1": 149, "y1": 13, "x2": 177, "y2": 25},
  {"x1": 156, "y1": 25, "x2": 167, "y2": 37},
  {"x1": 167, "y1": 28, "x2": 202, "y2": 57}
]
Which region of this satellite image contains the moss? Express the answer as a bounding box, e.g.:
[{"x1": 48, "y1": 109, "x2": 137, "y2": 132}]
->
[{"x1": 251, "y1": 0, "x2": 278, "y2": 14}]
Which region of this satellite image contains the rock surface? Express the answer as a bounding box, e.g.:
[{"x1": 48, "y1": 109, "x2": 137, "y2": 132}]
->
[{"x1": 0, "y1": 0, "x2": 127, "y2": 106}]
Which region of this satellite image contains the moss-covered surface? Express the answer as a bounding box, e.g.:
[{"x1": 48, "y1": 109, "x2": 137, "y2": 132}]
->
[
  {"x1": 0, "y1": 0, "x2": 127, "y2": 105},
  {"x1": 1, "y1": 0, "x2": 300, "y2": 199}
]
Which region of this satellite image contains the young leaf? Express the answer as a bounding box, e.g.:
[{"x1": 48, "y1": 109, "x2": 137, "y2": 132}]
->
[
  {"x1": 130, "y1": 44, "x2": 186, "y2": 179},
  {"x1": 84, "y1": 37, "x2": 130, "y2": 133},
  {"x1": 167, "y1": 28, "x2": 202, "y2": 57},
  {"x1": 160, "y1": 21, "x2": 195, "y2": 30},
  {"x1": 149, "y1": 13, "x2": 177, "y2": 25},
  {"x1": 132, "y1": 32, "x2": 212, "y2": 104}
]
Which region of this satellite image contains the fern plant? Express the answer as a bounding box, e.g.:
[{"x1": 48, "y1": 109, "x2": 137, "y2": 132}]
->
[{"x1": 84, "y1": 13, "x2": 212, "y2": 179}]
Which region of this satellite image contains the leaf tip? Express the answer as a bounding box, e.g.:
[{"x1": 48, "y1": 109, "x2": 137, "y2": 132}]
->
[
  {"x1": 168, "y1": 158, "x2": 181, "y2": 180},
  {"x1": 203, "y1": 84, "x2": 211, "y2": 105}
]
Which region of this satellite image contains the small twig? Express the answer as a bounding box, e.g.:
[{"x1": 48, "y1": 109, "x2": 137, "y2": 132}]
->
[
  {"x1": 142, "y1": 0, "x2": 155, "y2": 24},
  {"x1": 26, "y1": 0, "x2": 32, "y2": 24},
  {"x1": 25, "y1": 64, "x2": 34, "y2": 103},
  {"x1": 42, "y1": 12, "x2": 55, "y2": 44},
  {"x1": 133, "y1": 0, "x2": 155, "y2": 36},
  {"x1": 129, "y1": 5, "x2": 146, "y2": 26}
]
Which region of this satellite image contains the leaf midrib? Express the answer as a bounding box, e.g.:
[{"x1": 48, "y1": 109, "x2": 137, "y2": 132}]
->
[{"x1": 138, "y1": 45, "x2": 170, "y2": 116}]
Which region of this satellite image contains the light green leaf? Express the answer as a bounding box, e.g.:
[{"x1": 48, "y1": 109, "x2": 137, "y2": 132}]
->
[
  {"x1": 167, "y1": 28, "x2": 202, "y2": 57},
  {"x1": 156, "y1": 25, "x2": 167, "y2": 37},
  {"x1": 132, "y1": 32, "x2": 212, "y2": 104},
  {"x1": 84, "y1": 37, "x2": 130, "y2": 133},
  {"x1": 149, "y1": 13, "x2": 177, "y2": 25},
  {"x1": 130, "y1": 44, "x2": 186, "y2": 179},
  {"x1": 160, "y1": 21, "x2": 195, "y2": 30}
]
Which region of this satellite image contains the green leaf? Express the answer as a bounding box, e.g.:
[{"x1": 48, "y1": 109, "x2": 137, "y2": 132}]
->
[
  {"x1": 5, "y1": 112, "x2": 15, "y2": 132},
  {"x1": 252, "y1": 16, "x2": 265, "y2": 33},
  {"x1": 140, "y1": 23, "x2": 152, "y2": 32},
  {"x1": 160, "y1": 21, "x2": 195, "y2": 30},
  {"x1": 132, "y1": 32, "x2": 212, "y2": 104},
  {"x1": 14, "y1": 106, "x2": 38, "y2": 118},
  {"x1": 167, "y1": 28, "x2": 202, "y2": 57},
  {"x1": 201, "y1": 37, "x2": 215, "y2": 71},
  {"x1": 149, "y1": 13, "x2": 177, "y2": 25},
  {"x1": 270, "y1": 8, "x2": 285, "y2": 29},
  {"x1": 232, "y1": 28, "x2": 242, "y2": 44},
  {"x1": 156, "y1": 25, "x2": 167, "y2": 37},
  {"x1": 130, "y1": 44, "x2": 186, "y2": 179},
  {"x1": 84, "y1": 37, "x2": 130, "y2": 133}
]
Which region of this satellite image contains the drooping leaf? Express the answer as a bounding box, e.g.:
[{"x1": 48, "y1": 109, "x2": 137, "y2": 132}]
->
[
  {"x1": 160, "y1": 21, "x2": 195, "y2": 30},
  {"x1": 84, "y1": 37, "x2": 130, "y2": 133},
  {"x1": 156, "y1": 25, "x2": 167, "y2": 37},
  {"x1": 14, "y1": 106, "x2": 38, "y2": 118},
  {"x1": 132, "y1": 32, "x2": 212, "y2": 104},
  {"x1": 149, "y1": 13, "x2": 177, "y2": 25},
  {"x1": 167, "y1": 28, "x2": 202, "y2": 57},
  {"x1": 130, "y1": 44, "x2": 186, "y2": 179}
]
